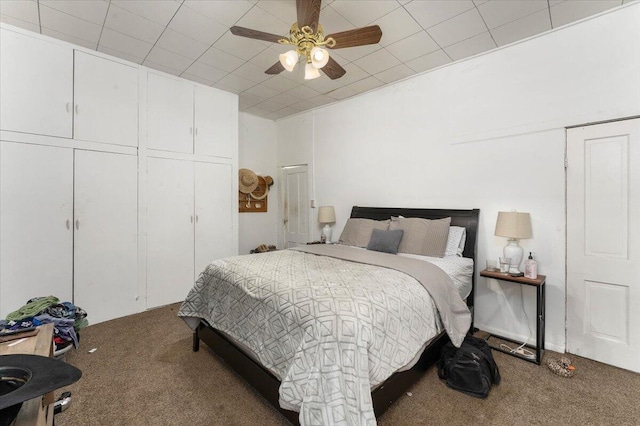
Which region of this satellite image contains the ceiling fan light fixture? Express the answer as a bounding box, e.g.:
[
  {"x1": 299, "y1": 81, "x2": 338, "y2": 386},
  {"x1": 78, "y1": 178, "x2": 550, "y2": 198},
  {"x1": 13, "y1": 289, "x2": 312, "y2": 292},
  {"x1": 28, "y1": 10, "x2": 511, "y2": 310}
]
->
[
  {"x1": 310, "y1": 47, "x2": 329, "y2": 69},
  {"x1": 279, "y1": 50, "x2": 299, "y2": 72},
  {"x1": 304, "y1": 62, "x2": 321, "y2": 80}
]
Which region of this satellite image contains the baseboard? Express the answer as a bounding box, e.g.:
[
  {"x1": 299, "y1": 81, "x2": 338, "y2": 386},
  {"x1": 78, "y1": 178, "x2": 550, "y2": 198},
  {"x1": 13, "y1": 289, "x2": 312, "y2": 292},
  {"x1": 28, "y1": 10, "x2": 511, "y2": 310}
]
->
[{"x1": 475, "y1": 323, "x2": 565, "y2": 354}]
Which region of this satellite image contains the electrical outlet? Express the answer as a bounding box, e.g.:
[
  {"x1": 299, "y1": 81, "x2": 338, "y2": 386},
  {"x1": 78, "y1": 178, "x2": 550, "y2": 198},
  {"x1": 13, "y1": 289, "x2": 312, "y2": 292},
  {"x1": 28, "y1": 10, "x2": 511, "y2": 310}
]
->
[{"x1": 310, "y1": 199, "x2": 315, "y2": 208}]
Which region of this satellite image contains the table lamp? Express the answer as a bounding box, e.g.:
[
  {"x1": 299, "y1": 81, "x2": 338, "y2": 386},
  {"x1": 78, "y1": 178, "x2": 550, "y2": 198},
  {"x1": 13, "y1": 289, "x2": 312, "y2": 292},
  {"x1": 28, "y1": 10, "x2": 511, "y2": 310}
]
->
[
  {"x1": 318, "y1": 206, "x2": 336, "y2": 243},
  {"x1": 494, "y1": 211, "x2": 532, "y2": 273}
]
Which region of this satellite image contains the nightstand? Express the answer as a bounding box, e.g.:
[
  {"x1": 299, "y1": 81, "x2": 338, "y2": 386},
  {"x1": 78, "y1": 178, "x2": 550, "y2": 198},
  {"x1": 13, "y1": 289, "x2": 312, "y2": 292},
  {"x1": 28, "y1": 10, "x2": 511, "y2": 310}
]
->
[{"x1": 479, "y1": 269, "x2": 546, "y2": 365}]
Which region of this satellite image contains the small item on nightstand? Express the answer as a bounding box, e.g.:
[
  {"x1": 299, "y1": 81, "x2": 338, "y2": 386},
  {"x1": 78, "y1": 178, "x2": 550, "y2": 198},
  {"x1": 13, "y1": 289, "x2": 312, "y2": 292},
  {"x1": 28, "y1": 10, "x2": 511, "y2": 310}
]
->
[
  {"x1": 524, "y1": 252, "x2": 538, "y2": 279},
  {"x1": 508, "y1": 272, "x2": 524, "y2": 277}
]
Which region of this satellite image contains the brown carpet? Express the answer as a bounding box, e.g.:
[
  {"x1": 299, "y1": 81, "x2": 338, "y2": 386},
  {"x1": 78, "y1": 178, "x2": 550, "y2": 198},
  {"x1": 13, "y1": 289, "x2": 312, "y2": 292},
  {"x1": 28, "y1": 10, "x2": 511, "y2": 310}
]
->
[{"x1": 55, "y1": 304, "x2": 640, "y2": 426}]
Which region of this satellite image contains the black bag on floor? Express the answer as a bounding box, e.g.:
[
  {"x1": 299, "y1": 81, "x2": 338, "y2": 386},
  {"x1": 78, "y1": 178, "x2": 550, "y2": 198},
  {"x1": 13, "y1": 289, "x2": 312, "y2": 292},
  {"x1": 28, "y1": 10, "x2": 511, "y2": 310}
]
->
[{"x1": 437, "y1": 335, "x2": 501, "y2": 398}]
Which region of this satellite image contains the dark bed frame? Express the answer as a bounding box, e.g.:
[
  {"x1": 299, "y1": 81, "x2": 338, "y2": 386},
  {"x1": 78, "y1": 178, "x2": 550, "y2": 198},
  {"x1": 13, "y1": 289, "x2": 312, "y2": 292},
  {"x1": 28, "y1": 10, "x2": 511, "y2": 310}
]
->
[{"x1": 192, "y1": 206, "x2": 480, "y2": 425}]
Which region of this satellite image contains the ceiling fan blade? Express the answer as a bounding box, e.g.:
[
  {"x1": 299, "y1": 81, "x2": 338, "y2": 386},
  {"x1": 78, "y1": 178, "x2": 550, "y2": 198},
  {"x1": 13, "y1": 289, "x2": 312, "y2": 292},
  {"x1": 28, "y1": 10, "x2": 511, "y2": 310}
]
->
[
  {"x1": 297, "y1": 0, "x2": 321, "y2": 32},
  {"x1": 321, "y1": 57, "x2": 346, "y2": 80},
  {"x1": 326, "y1": 25, "x2": 382, "y2": 49},
  {"x1": 265, "y1": 61, "x2": 286, "y2": 75},
  {"x1": 230, "y1": 26, "x2": 284, "y2": 43}
]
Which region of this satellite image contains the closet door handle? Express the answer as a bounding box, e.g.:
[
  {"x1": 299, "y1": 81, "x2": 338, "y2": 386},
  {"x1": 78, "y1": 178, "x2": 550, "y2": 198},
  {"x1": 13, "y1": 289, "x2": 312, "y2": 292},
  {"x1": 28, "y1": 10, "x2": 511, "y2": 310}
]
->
[
  {"x1": 190, "y1": 215, "x2": 194, "y2": 223},
  {"x1": 195, "y1": 215, "x2": 199, "y2": 223},
  {"x1": 75, "y1": 104, "x2": 79, "y2": 115},
  {"x1": 75, "y1": 219, "x2": 80, "y2": 230},
  {"x1": 189, "y1": 127, "x2": 193, "y2": 135},
  {"x1": 65, "y1": 103, "x2": 71, "y2": 113},
  {"x1": 66, "y1": 219, "x2": 70, "y2": 230}
]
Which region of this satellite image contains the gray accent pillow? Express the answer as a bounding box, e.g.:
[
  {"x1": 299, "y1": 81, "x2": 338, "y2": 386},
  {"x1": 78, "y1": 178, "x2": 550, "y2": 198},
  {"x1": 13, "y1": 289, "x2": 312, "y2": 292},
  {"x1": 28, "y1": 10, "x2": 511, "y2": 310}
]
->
[
  {"x1": 338, "y1": 218, "x2": 390, "y2": 248},
  {"x1": 367, "y1": 229, "x2": 404, "y2": 254},
  {"x1": 389, "y1": 216, "x2": 451, "y2": 257}
]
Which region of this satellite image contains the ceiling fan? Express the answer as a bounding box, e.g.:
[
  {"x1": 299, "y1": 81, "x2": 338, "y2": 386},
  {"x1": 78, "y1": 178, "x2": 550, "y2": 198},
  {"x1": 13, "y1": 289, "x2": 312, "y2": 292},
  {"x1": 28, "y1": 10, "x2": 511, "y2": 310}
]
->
[{"x1": 230, "y1": 0, "x2": 382, "y2": 80}]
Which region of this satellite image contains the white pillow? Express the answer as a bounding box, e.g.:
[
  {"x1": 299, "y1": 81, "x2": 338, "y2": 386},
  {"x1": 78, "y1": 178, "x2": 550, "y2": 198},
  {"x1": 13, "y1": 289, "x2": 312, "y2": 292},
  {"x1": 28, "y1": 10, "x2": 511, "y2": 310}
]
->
[{"x1": 445, "y1": 226, "x2": 466, "y2": 257}]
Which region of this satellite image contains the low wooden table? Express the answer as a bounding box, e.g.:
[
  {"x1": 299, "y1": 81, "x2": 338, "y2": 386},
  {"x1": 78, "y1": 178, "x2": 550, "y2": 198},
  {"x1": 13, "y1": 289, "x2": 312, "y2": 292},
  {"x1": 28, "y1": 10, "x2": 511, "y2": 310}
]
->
[{"x1": 0, "y1": 323, "x2": 55, "y2": 426}]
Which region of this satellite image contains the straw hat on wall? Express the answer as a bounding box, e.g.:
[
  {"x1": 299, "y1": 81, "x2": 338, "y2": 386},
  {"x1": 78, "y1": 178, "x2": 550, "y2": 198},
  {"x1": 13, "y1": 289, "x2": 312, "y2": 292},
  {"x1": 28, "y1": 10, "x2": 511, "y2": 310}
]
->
[{"x1": 239, "y1": 168, "x2": 259, "y2": 194}]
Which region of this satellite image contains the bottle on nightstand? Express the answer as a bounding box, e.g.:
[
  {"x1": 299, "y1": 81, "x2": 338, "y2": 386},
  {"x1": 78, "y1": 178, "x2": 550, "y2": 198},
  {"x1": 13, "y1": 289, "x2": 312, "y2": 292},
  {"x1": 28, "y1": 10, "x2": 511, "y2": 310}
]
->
[{"x1": 524, "y1": 252, "x2": 538, "y2": 279}]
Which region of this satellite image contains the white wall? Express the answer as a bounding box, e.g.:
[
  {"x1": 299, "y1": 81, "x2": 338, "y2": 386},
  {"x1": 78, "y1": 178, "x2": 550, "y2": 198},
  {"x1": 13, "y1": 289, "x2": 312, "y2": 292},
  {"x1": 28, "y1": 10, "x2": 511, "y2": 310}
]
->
[
  {"x1": 238, "y1": 112, "x2": 279, "y2": 254},
  {"x1": 275, "y1": 4, "x2": 640, "y2": 352}
]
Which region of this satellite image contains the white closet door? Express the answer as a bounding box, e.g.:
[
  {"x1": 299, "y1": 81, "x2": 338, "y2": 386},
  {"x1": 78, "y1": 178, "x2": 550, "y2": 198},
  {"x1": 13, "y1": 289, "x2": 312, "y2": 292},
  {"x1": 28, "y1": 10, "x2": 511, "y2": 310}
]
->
[
  {"x1": 194, "y1": 162, "x2": 234, "y2": 278},
  {"x1": 147, "y1": 72, "x2": 194, "y2": 153},
  {"x1": 194, "y1": 86, "x2": 236, "y2": 158},
  {"x1": 74, "y1": 150, "x2": 138, "y2": 324},
  {"x1": 0, "y1": 142, "x2": 73, "y2": 317},
  {"x1": 147, "y1": 157, "x2": 195, "y2": 308},
  {"x1": 74, "y1": 52, "x2": 139, "y2": 146},
  {"x1": 0, "y1": 28, "x2": 73, "y2": 137}
]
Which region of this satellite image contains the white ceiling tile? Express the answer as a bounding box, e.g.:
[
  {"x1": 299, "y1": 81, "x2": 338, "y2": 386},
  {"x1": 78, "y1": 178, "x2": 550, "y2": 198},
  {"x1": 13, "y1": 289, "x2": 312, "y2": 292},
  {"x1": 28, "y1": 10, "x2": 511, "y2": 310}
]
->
[
  {"x1": 212, "y1": 81, "x2": 243, "y2": 94},
  {"x1": 375, "y1": 63, "x2": 416, "y2": 84},
  {"x1": 104, "y1": 4, "x2": 164, "y2": 44},
  {"x1": 168, "y1": 5, "x2": 228, "y2": 45},
  {"x1": 269, "y1": 92, "x2": 305, "y2": 106},
  {"x1": 39, "y1": 5, "x2": 102, "y2": 44},
  {"x1": 244, "y1": 104, "x2": 273, "y2": 116},
  {"x1": 216, "y1": 73, "x2": 258, "y2": 92},
  {"x1": 40, "y1": 0, "x2": 108, "y2": 25},
  {"x1": 405, "y1": 49, "x2": 452, "y2": 73},
  {"x1": 41, "y1": 27, "x2": 97, "y2": 50},
  {"x1": 374, "y1": 6, "x2": 422, "y2": 47},
  {"x1": 306, "y1": 94, "x2": 337, "y2": 107},
  {"x1": 155, "y1": 29, "x2": 209, "y2": 60},
  {"x1": 353, "y1": 48, "x2": 401, "y2": 75},
  {"x1": 550, "y1": 1, "x2": 621, "y2": 28},
  {"x1": 239, "y1": 92, "x2": 264, "y2": 109},
  {"x1": 478, "y1": 0, "x2": 549, "y2": 29},
  {"x1": 144, "y1": 46, "x2": 193, "y2": 73},
  {"x1": 233, "y1": 61, "x2": 273, "y2": 83},
  {"x1": 347, "y1": 75, "x2": 384, "y2": 93},
  {"x1": 287, "y1": 85, "x2": 321, "y2": 99},
  {"x1": 183, "y1": 61, "x2": 228, "y2": 83},
  {"x1": 0, "y1": 0, "x2": 39, "y2": 25},
  {"x1": 97, "y1": 45, "x2": 145, "y2": 64},
  {"x1": 245, "y1": 83, "x2": 280, "y2": 98},
  {"x1": 255, "y1": 0, "x2": 297, "y2": 27},
  {"x1": 443, "y1": 31, "x2": 496, "y2": 61},
  {"x1": 491, "y1": 9, "x2": 551, "y2": 46},
  {"x1": 99, "y1": 27, "x2": 153, "y2": 59},
  {"x1": 0, "y1": 14, "x2": 41, "y2": 32},
  {"x1": 234, "y1": 4, "x2": 290, "y2": 36},
  {"x1": 182, "y1": 72, "x2": 216, "y2": 87},
  {"x1": 184, "y1": 0, "x2": 254, "y2": 27},
  {"x1": 329, "y1": 1, "x2": 400, "y2": 28},
  {"x1": 473, "y1": 0, "x2": 490, "y2": 5},
  {"x1": 549, "y1": 0, "x2": 565, "y2": 5},
  {"x1": 326, "y1": 85, "x2": 358, "y2": 100},
  {"x1": 427, "y1": 8, "x2": 488, "y2": 47},
  {"x1": 328, "y1": 43, "x2": 380, "y2": 62},
  {"x1": 335, "y1": 62, "x2": 369, "y2": 86},
  {"x1": 386, "y1": 31, "x2": 440, "y2": 62},
  {"x1": 144, "y1": 60, "x2": 182, "y2": 76},
  {"x1": 199, "y1": 46, "x2": 246, "y2": 72},
  {"x1": 405, "y1": 0, "x2": 475, "y2": 29},
  {"x1": 213, "y1": 31, "x2": 269, "y2": 61},
  {"x1": 261, "y1": 76, "x2": 302, "y2": 92},
  {"x1": 317, "y1": 5, "x2": 356, "y2": 34},
  {"x1": 303, "y1": 74, "x2": 344, "y2": 94},
  {"x1": 111, "y1": 0, "x2": 180, "y2": 26}
]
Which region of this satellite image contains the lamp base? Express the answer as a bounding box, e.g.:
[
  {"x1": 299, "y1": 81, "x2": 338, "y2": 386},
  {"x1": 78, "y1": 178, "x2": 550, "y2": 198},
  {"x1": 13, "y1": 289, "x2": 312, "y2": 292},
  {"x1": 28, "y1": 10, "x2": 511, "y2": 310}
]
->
[
  {"x1": 504, "y1": 239, "x2": 523, "y2": 273},
  {"x1": 322, "y1": 224, "x2": 332, "y2": 243}
]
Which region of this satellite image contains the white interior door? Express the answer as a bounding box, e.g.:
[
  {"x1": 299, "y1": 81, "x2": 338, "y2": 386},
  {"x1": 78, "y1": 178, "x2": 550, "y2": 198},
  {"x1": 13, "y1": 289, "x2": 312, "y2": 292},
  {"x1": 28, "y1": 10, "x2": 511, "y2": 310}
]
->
[
  {"x1": 194, "y1": 86, "x2": 235, "y2": 158},
  {"x1": 0, "y1": 28, "x2": 73, "y2": 137},
  {"x1": 194, "y1": 162, "x2": 234, "y2": 279},
  {"x1": 147, "y1": 72, "x2": 194, "y2": 154},
  {"x1": 282, "y1": 165, "x2": 309, "y2": 248},
  {"x1": 0, "y1": 142, "x2": 73, "y2": 317},
  {"x1": 567, "y1": 118, "x2": 640, "y2": 373},
  {"x1": 74, "y1": 150, "x2": 138, "y2": 324},
  {"x1": 146, "y1": 157, "x2": 194, "y2": 308},
  {"x1": 74, "y1": 51, "x2": 139, "y2": 146}
]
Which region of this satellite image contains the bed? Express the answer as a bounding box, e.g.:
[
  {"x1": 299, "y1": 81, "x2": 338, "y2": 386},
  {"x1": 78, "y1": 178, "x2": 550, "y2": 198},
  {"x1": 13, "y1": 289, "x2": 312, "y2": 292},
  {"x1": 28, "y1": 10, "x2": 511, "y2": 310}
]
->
[{"x1": 179, "y1": 206, "x2": 479, "y2": 425}]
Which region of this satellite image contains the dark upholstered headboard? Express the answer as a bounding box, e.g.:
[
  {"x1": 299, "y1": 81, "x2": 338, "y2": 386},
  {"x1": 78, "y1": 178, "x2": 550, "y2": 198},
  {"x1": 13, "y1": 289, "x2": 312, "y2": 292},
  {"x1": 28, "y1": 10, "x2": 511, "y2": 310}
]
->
[{"x1": 349, "y1": 206, "x2": 480, "y2": 311}]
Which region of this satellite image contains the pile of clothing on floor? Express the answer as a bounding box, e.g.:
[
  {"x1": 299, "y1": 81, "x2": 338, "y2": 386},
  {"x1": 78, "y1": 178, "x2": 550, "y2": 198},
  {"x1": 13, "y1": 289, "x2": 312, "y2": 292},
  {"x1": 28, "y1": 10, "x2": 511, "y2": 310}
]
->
[{"x1": 0, "y1": 296, "x2": 88, "y2": 351}]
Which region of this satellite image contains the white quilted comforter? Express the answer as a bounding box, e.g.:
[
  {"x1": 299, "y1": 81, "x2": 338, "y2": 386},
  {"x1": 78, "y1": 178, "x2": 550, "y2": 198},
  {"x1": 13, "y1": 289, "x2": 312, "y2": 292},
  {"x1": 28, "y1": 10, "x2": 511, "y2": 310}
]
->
[{"x1": 178, "y1": 245, "x2": 470, "y2": 425}]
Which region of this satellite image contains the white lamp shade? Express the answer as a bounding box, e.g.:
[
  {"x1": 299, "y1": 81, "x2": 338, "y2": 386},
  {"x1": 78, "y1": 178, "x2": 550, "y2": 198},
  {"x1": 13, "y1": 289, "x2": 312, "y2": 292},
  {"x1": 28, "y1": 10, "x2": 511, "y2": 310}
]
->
[
  {"x1": 494, "y1": 212, "x2": 532, "y2": 239},
  {"x1": 318, "y1": 206, "x2": 336, "y2": 224},
  {"x1": 310, "y1": 47, "x2": 329, "y2": 68},
  {"x1": 304, "y1": 62, "x2": 321, "y2": 80},
  {"x1": 279, "y1": 50, "x2": 299, "y2": 72}
]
